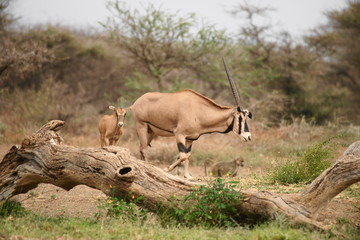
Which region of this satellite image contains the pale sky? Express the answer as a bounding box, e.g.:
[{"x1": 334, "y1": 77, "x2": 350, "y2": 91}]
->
[{"x1": 10, "y1": 0, "x2": 347, "y2": 38}]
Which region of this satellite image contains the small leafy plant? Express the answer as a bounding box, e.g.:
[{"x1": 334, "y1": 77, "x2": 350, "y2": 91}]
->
[
  {"x1": 97, "y1": 186, "x2": 147, "y2": 222},
  {"x1": 158, "y1": 178, "x2": 244, "y2": 228},
  {"x1": 0, "y1": 200, "x2": 27, "y2": 218}
]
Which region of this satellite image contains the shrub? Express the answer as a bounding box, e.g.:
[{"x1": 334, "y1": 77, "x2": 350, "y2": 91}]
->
[
  {"x1": 96, "y1": 187, "x2": 147, "y2": 223},
  {"x1": 0, "y1": 200, "x2": 27, "y2": 218},
  {"x1": 269, "y1": 136, "x2": 338, "y2": 184},
  {"x1": 158, "y1": 178, "x2": 244, "y2": 228},
  {"x1": 0, "y1": 77, "x2": 90, "y2": 136}
]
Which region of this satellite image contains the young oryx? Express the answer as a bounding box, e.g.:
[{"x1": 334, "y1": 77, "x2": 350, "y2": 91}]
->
[
  {"x1": 130, "y1": 58, "x2": 252, "y2": 179},
  {"x1": 98, "y1": 106, "x2": 128, "y2": 147}
]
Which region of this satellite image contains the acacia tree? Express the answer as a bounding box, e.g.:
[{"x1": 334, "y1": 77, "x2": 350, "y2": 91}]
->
[
  {"x1": 227, "y1": 1, "x2": 349, "y2": 125},
  {"x1": 102, "y1": 0, "x2": 230, "y2": 92},
  {"x1": 306, "y1": 0, "x2": 360, "y2": 122}
]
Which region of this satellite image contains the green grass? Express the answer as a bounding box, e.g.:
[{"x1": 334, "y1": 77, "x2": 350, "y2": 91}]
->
[
  {"x1": 340, "y1": 183, "x2": 360, "y2": 200},
  {"x1": 1, "y1": 182, "x2": 359, "y2": 240},
  {"x1": 1, "y1": 209, "x2": 352, "y2": 240}
]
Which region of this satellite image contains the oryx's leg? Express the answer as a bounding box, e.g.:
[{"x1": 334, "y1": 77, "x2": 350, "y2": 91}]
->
[
  {"x1": 104, "y1": 133, "x2": 112, "y2": 146},
  {"x1": 179, "y1": 141, "x2": 193, "y2": 179},
  {"x1": 105, "y1": 138, "x2": 110, "y2": 146},
  {"x1": 136, "y1": 122, "x2": 152, "y2": 161},
  {"x1": 165, "y1": 136, "x2": 193, "y2": 179},
  {"x1": 182, "y1": 158, "x2": 192, "y2": 179},
  {"x1": 101, "y1": 134, "x2": 109, "y2": 147},
  {"x1": 100, "y1": 135, "x2": 104, "y2": 147},
  {"x1": 111, "y1": 136, "x2": 120, "y2": 146}
]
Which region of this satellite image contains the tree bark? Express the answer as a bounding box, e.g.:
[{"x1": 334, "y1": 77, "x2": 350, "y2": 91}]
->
[{"x1": 1, "y1": 120, "x2": 359, "y2": 230}]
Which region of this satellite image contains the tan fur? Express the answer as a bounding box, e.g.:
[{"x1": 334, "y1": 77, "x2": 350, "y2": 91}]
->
[
  {"x1": 130, "y1": 89, "x2": 251, "y2": 180},
  {"x1": 207, "y1": 157, "x2": 244, "y2": 177},
  {"x1": 98, "y1": 106, "x2": 128, "y2": 147}
]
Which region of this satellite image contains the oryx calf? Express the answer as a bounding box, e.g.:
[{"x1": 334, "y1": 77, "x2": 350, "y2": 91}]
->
[{"x1": 98, "y1": 106, "x2": 128, "y2": 147}]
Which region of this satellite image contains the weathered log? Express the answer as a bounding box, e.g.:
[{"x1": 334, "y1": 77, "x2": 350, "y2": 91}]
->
[
  {"x1": 0, "y1": 120, "x2": 195, "y2": 211},
  {"x1": 0, "y1": 120, "x2": 359, "y2": 231}
]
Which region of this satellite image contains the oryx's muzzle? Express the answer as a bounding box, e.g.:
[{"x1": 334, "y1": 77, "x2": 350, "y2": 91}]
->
[{"x1": 241, "y1": 131, "x2": 252, "y2": 141}]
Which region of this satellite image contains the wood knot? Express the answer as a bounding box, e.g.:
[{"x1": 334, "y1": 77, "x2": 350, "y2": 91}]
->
[
  {"x1": 119, "y1": 167, "x2": 132, "y2": 175},
  {"x1": 116, "y1": 164, "x2": 136, "y2": 181}
]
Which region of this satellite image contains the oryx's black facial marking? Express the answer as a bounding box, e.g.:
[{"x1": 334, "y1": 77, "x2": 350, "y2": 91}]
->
[
  {"x1": 223, "y1": 118, "x2": 235, "y2": 134},
  {"x1": 244, "y1": 121, "x2": 249, "y2": 132},
  {"x1": 177, "y1": 143, "x2": 192, "y2": 153},
  {"x1": 242, "y1": 110, "x2": 251, "y2": 132},
  {"x1": 238, "y1": 116, "x2": 243, "y2": 134}
]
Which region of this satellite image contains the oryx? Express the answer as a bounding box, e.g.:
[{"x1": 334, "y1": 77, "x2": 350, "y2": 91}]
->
[
  {"x1": 98, "y1": 106, "x2": 128, "y2": 147},
  {"x1": 130, "y1": 57, "x2": 252, "y2": 179}
]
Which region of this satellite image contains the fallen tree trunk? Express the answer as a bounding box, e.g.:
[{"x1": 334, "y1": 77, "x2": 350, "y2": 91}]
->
[
  {"x1": 1, "y1": 120, "x2": 359, "y2": 230},
  {"x1": 0, "y1": 120, "x2": 195, "y2": 211}
]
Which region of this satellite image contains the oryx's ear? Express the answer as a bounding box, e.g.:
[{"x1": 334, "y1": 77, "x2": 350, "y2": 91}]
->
[
  {"x1": 109, "y1": 106, "x2": 116, "y2": 111},
  {"x1": 248, "y1": 112, "x2": 252, "y2": 119}
]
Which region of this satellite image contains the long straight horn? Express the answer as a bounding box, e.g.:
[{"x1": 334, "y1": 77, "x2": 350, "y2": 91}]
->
[{"x1": 222, "y1": 57, "x2": 242, "y2": 111}]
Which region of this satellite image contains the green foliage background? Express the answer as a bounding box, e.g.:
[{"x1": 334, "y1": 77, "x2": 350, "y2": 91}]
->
[{"x1": 1, "y1": 0, "x2": 359, "y2": 137}]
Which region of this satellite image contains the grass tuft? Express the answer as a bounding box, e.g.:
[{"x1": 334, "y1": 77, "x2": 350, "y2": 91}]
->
[
  {"x1": 269, "y1": 136, "x2": 340, "y2": 184},
  {"x1": 0, "y1": 201, "x2": 27, "y2": 218}
]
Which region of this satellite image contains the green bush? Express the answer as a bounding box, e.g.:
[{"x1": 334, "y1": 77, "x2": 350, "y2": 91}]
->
[
  {"x1": 97, "y1": 188, "x2": 147, "y2": 223},
  {"x1": 158, "y1": 178, "x2": 243, "y2": 228},
  {"x1": 0, "y1": 201, "x2": 27, "y2": 218},
  {"x1": 269, "y1": 137, "x2": 338, "y2": 184}
]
